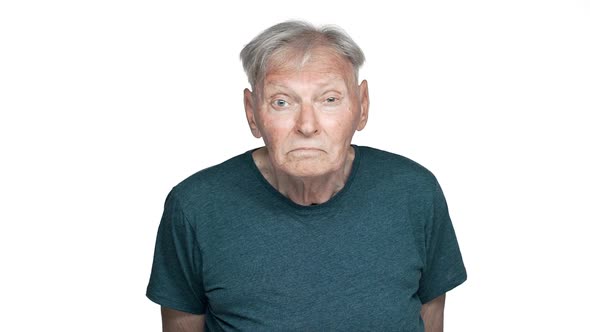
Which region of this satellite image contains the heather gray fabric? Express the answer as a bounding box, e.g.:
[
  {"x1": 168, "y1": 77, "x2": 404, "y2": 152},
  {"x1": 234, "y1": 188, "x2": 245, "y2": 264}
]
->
[{"x1": 147, "y1": 145, "x2": 467, "y2": 331}]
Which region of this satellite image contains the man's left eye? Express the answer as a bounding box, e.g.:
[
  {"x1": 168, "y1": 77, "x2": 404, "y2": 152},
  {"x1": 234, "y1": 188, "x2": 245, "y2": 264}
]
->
[{"x1": 326, "y1": 97, "x2": 337, "y2": 103}]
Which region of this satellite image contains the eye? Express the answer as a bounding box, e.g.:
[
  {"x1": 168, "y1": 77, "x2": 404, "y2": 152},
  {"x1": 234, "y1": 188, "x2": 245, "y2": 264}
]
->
[
  {"x1": 326, "y1": 97, "x2": 337, "y2": 103},
  {"x1": 272, "y1": 99, "x2": 289, "y2": 107}
]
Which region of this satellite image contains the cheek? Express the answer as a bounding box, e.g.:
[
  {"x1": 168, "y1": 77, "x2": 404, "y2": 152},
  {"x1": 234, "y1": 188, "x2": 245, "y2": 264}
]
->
[
  {"x1": 259, "y1": 117, "x2": 293, "y2": 149},
  {"x1": 342, "y1": 105, "x2": 361, "y2": 132},
  {"x1": 326, "y1": 111, "x2": 356, "y2": 137},
  {"x1": 260, "y1": 114, "x2": 293, "y2": 134}
]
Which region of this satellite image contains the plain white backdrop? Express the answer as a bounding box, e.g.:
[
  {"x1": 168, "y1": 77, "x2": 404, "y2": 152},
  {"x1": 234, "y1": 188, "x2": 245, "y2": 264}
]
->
[{"x1": 1, "y1": 0, "x2": 589, "y2": 331}]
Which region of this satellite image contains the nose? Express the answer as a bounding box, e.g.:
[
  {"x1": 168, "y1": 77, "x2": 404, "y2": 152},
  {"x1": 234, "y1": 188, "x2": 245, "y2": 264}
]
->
[{"x1": 296, "y1": 102, "x2": 320, "y2": 136}]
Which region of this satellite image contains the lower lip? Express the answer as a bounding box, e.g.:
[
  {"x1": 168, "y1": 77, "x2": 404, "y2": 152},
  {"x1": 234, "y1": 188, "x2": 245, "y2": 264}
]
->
[{"x1": 291, "y1": 148, "x2": 322, "y2": 154}]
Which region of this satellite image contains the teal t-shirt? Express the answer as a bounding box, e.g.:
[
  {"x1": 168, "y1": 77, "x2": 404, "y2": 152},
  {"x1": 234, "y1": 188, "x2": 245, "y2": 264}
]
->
[{"x1": 146, "y1": 145, "x2": 467, "y2": 331}]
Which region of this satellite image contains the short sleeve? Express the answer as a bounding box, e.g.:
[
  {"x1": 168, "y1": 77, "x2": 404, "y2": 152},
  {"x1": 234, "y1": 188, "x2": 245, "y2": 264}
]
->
[
  {"x1": 146, "y1": 189, "x2": 207, "y2": 314},
  {"x1": 417, "y1": 180, "x2": 467, "y2": 304}
]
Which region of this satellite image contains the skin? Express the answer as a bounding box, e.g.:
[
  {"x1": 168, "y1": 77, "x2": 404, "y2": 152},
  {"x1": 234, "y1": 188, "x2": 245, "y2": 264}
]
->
[
  {"x1": 243, "y1": 46, "x2": 369, "y2": 206},
  {"x1": 421, "y1": 293, "x2": 446, "y2": 332},
  {"x1": 160, "y1": 45, "x2": 446, "y2": 331},
  {"x1": 161, "y1": 307, "x2": 205, "y2": 332}
]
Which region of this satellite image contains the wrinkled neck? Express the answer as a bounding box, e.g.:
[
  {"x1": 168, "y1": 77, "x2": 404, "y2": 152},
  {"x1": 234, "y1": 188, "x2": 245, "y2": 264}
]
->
[{"x1": 252, "y1": 146, "x2": 355, "y2": 206}]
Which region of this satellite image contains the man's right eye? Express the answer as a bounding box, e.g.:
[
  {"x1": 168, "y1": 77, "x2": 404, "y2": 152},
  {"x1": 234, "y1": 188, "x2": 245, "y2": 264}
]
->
[{"x1": 272, "y1": 99, "x2": 289, "y2": 107}]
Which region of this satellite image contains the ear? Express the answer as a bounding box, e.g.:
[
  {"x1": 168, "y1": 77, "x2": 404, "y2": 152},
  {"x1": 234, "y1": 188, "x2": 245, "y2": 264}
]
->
[
  {"x1": 244, "y1": 88, "x2": 262, "y2": 138},
  {"x1": 356, "y1": 80, "x2": 370, "y2": 131}
]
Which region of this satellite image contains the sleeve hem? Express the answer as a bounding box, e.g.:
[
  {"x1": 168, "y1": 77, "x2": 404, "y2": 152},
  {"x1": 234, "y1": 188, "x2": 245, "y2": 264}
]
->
[
  {"x1": 418, "y1": 272, "x2": 467, "y2": 304},
  {"x1": 146, "y1": 291, "x2": 207, "y2": 315}
]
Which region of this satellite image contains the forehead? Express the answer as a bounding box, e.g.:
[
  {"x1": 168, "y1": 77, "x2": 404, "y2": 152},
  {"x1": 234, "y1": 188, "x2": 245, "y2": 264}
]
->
[{"x1": 263, "y1": 47, "x2": 354, "y2": 88}]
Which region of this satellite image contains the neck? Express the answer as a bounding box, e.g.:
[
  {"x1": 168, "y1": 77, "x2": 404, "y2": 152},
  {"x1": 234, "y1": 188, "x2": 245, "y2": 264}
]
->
[{"x1": 252, "y1": 146, "x2": 356, "y2": 206}]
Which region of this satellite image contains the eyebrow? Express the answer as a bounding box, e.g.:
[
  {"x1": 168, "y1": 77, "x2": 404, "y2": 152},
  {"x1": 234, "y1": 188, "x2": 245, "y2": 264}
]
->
[{"x1": 264, "y1": 80, "x2": 345, "y2": 92}]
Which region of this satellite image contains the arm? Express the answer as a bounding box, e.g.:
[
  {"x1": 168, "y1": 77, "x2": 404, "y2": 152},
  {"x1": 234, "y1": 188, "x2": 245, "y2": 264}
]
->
[
  {"x1": 161, "y1": 307, "x2": 206, "y2": 332},
  {"x1": 420, "y1": 293, "x2": 446, "y2": 332}
]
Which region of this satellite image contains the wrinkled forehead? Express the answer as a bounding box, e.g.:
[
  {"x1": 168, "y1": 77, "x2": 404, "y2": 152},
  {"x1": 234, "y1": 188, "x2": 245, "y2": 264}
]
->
[
  {"x1": 270, "y1": 46, "x2": 351, "y2": 70},
  {"x1": 259, "y1": 46, "x2": 356, "y2": 92}
]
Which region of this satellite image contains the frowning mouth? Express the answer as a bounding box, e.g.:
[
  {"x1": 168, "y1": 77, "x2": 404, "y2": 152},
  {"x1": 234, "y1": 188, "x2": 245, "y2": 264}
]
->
[
  {"x1": 290, "y1": 147, "x2": 323, "y2": 153},
  {"x1": 288, "y1": 147, "x2": 325, "y2": 156}
]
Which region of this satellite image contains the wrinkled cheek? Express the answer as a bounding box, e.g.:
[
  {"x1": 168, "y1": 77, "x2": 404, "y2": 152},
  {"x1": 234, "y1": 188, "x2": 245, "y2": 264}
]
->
[
  {"x1": 262, "y1": 120, "x2": 291, "y2": 141},
  {"x1": 258, "y1": 126, "x2": 285, "y2": 162},
  {"x1": 262, "y1": 127, "x2": 282, "y2": 145}
]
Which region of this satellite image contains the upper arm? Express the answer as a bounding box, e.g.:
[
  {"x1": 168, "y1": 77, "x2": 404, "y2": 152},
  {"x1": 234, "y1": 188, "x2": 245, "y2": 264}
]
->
[
  {"x1": 420, "y1": 293, "x2": 446, "y2": 332},
  {"x1": 161, "y1": 307, "x2": 206, "y2": 332},
  {"x1": 417, "y1": 179, "x2": 467, "y2": 304}
]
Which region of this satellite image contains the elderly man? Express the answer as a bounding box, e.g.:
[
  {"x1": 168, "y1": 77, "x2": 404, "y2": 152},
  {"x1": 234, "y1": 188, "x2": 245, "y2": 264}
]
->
[{"x1": 147, "y1": 21, "x2": 467, "y2": 331}]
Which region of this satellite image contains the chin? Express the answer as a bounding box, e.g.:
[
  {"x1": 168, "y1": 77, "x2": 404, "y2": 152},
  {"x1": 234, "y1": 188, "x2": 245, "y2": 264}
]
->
[{"x1": 280, "y1": 159, "x2": 335, "y2": 178}]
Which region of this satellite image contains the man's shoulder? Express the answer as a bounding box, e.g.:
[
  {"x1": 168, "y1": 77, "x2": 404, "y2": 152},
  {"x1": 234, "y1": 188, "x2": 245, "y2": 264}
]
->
[
  {"x1": 169, "y1": 149, "x2": 254, "y2": 205},
  {"x1": 357, "y1": 145, "x2": 439, "y2": 188},
  {"x1": 359, "y1": 146, "x2": 436, "y2": 176}
]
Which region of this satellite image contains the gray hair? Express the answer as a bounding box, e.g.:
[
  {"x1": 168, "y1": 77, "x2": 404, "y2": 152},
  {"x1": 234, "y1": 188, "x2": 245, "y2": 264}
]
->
[{"x1": 240, "y1": 20, "x2": 365, "y2": 90}]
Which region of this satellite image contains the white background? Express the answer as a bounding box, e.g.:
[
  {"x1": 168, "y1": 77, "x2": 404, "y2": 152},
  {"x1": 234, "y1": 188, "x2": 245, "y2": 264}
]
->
[{"x1": 1, "y1": 0, "x2": 589, "y2": 331}]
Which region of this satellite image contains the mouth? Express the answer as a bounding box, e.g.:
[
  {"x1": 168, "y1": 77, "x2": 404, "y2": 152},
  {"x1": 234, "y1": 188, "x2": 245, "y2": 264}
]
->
[
  {"x1": 290, "y1": 147, "x2": 323, "y2": 154},
  {"x1": 291, "y1": 146, "x2": 323, "y2": 151},
  {"x1": 292, "y1": 148, "x2": 321, "y2": 151}
]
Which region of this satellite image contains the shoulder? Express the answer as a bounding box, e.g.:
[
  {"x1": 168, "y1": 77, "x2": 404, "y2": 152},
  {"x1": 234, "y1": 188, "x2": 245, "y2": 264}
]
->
[
  {"x1": 357, "y1": 145, "x2": 439, "y2": 190},
  {"x1": 167, "y1": 149, "x2": 254, "y2": 212}
]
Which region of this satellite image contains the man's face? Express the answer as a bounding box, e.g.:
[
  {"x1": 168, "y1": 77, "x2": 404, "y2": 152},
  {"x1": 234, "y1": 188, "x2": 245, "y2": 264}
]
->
[{"x1": 244, "y1": 47, "x2": 369, "y2": 178}]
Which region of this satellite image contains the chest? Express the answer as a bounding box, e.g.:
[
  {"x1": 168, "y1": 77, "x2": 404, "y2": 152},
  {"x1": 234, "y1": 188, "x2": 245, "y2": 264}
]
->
[{"x1": 197, "y1": 204, "x2": 425, "y2": 330}]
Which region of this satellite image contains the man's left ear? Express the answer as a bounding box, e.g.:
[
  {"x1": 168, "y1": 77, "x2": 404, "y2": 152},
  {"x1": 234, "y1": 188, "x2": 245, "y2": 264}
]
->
[{"x1": 356, "y1": 80, "x2": 369, "y2": 131}]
